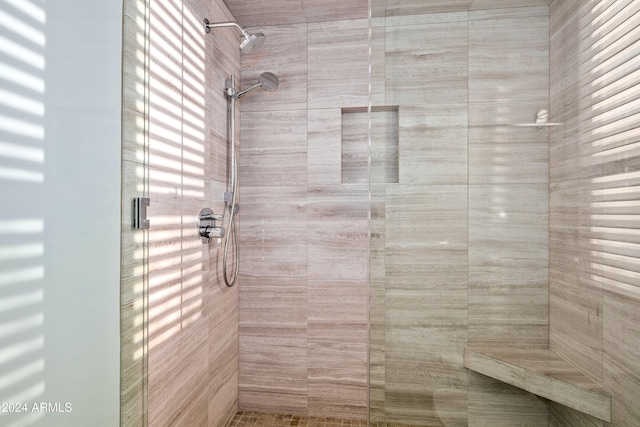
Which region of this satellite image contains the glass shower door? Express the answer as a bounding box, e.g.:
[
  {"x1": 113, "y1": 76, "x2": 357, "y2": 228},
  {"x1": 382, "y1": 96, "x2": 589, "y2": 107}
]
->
[
  {"x1": 367, "y1": 4, "x2": 470, "y2": 425},
  {"x1": 121, "y1": 0, "x2": 150, "y2": 423}
]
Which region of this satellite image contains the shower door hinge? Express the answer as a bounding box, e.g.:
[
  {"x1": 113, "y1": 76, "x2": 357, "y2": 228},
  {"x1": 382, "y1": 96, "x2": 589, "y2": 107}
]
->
[{"x1": 133, "y1": 197, "x2": 150, "y2": 230}]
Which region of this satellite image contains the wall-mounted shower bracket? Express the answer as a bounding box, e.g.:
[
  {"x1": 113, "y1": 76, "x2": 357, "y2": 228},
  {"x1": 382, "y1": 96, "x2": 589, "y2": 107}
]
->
[
  {"x1": 225, "y1": 79, "x2": 237, "y2": 99},
  {"x1": 198, "y1": 208, "x2": 224, "y2": 243}
]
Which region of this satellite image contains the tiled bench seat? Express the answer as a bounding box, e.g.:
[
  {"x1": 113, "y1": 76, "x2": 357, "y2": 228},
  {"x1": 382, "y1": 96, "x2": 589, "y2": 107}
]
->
[{"x1": 464, "y1": 347, "x2": 611, "y2": 422}]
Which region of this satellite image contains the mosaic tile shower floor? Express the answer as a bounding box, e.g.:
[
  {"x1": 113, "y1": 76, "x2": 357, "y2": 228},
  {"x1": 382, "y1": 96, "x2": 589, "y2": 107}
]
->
[{"x1": 227, "y1": 411, "x2": 368, "y2": 427}]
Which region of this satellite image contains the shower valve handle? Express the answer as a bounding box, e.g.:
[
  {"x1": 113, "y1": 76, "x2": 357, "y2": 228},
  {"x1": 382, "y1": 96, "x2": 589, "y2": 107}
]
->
[
  {"x1": 198, "y1": 208, "x2": 225, "y2": 243},
  {"x1": 200, "y1": 225, "x2": 225, "y2": 239},
  {"x1": 201, "y1": 213, "x2": 223, "y2": 221}
]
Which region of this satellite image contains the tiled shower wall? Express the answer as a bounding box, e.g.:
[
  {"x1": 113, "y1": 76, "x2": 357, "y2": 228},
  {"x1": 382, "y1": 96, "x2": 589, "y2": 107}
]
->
[
  {"x1": 373, "y1": 7, "x2": 550, "y2": 426},
  {"x1": 122, "y1": 0, "x2": 242, "y2": 425},
  {"x1": 237, "y1": 5, "x2": 550, "y2": 424},
  {"x1": 147, "y1": 0, "x2": 242, "y2": 424},
  {"x1": 237, "y1": 19, "x2": 370, "y2": 419},
  {"x1": 549, "y1": 0, "x2": 640, "y2": 425}
]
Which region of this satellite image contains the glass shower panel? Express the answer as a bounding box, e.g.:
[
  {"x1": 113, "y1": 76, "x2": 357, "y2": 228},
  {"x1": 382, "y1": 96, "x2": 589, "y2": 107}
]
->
[
  {"x1": 368, "y1": 2, "x2": 552, "y2": 425},
  {"x1": 368, "y1": 4, "x2": 470, "y2": 426},
  {"x1": 121, "y1": 0, "x2": 151, "y2": 423}
]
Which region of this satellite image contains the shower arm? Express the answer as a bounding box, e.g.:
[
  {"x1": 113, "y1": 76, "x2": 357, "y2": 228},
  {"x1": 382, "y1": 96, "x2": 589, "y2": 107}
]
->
[
  {"x1": 203, "y1": 19, "x2": 250, "y2": 38},
  {"x1": 235, "y1": 83, "x2": 261, "y2": 99}
]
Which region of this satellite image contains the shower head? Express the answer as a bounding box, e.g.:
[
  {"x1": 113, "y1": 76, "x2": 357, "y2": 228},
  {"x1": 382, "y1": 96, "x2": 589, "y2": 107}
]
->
[
  {"x1": 257, "y1": 72, "x2": 279, "y2": 91},
  {"x1": 235, "y1": 72, "x2": 280, "y2": 99},
  {"x1": 203, "y1": 18, "x2": 266, "y2": 54},
  {"x1": 240, "y1": 32, "x2": 266, "y2": 54}
]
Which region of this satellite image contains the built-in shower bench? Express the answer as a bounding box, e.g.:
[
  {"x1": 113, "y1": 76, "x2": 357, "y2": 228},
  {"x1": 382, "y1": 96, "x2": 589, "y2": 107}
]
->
[{"x1": 464, "y1": 347, "x2": 611, "y2": 422}]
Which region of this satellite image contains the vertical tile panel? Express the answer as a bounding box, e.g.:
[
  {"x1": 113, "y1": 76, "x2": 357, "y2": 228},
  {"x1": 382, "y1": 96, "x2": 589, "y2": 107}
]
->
[
  {"x1": 308, "y1": 109, "x2": 342, "y2": 188},
  {"x1": 139, "y1": 0, "x2": 241, "y2": 425},
  {"x1": 385, "y1": 17, "x2": 469, "y2": 106},
  {"x1": 469, "y1": 8, "x2": 549, "y2": 103},
  {"x1": 549, "y1": 0, "x2": 580, "y2": 100},
  {"x1": 369, "y1": 14, "x2": 390, "y2": 413},
  {"x1": 238, "y1": 15, "x2": 372, "y2": 419},
  {"x1": 467, "y1": 184, "x2": 550, "y2": 355},
  {"x1": 384, "y1": 185, "x2": 468, "y2": 426},
  {"x1": 371, "y1": 22, "x2": 387, "y2": 106},
  {"x1": 307, "y1": 185, "x2": 369, "y2": 420},
  {"x1": 307, "y1": 340, "x2": 368, "y2": 420},
  {"x1": 369, "y1": 184, "x2": 387, "y2": 423},
  {"x1": 207, "y1": 283, "x2": 239, "y2": 424},
  {"x1": 468, "y1": 7, "x2": 550, "y2": 412},
  {"x1": 238, "y1": 185, "x2": 309, "y2": 410},
  {"x1": 467, "y1": 181, "x2": 549, "y2": 425},
  {"x1": 238, "y1": 185, "x2": 308, "y2": 337},
  {"x1": 549, "y1": 79, "x2": 604, "y2": 182},
  {"x1": 238, "y1": 335, "x2": 309, "y2": 414},
  {"x1": 146, "y1": 0, "x2": 213, "y2": 424},
  {"x1": 468, "y1": 266, "x2": 549, "y2": 348},
  {"x1": 307, "y1": 187, "x2": 369, "y2": 286},
  {"x1": 307, "y1": 20, "x2": 369, "y2": 109},
  {"x1": 239, "y1": 109, "x2": 308, "y2": 187},
  {"x1": 399, "y1": 104, "x2": 468, "y2": 185}
]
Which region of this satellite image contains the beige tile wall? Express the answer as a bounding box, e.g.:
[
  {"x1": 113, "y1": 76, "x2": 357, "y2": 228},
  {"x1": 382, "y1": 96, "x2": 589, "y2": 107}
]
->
[
  {"x1": 119, "y1": 0, "x2": 640, "y2": 424},
  {"x1": 121, "y1": 0, "x2": 242, "y2": 425},
  {"x1": 549, "y1": 0, "x2": 640, "y2": 425},
  {"x1": 381, "y1": 6, "x2": 550, "y2": 425},
  {"x1": 238, "y1": 17, "x2": 370, "y2": 420},
  {"x1": 237, "y1": 5, "x2": 551, "y2": 425}
]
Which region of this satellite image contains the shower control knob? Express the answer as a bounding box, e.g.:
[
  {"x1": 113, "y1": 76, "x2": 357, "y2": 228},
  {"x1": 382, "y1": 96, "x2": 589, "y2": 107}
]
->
[
  {"x1": 201, "y1": 212, "x2": 223, "y2": 222},
  {"x1": 200, "y1": 225, "x2": 225, "y2": 239},
  {"x1": 198, "y1": 208, "x2": 225, "y2": 243}
]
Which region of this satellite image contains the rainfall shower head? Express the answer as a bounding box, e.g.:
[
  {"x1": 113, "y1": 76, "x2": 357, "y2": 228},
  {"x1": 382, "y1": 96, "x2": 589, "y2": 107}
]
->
[
  {"x1": 235, "y1": 72, "x2": 280, "y2": 99},
  {"x1": 203, "y1": 18, "x2": 266, "y2": 54},
  {"x1": 239, "y1": 32, "x2": 266, "y2": 54}
]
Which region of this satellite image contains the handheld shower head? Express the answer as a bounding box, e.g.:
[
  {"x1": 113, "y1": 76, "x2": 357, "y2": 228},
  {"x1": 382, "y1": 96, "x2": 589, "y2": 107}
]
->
[
  {"x1": 204, "y1": 18, "x2": 266, "y2": 54},
  {"x1": 257, "y1": 72, "x2": 279, "y2": 92},
  {"x1": 235, "y1": 72, "x2": 280, "y2": 99}
]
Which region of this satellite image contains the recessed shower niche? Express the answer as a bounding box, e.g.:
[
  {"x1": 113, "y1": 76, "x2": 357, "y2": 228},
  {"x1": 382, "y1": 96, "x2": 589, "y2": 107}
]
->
[{"x1": 341, "y1": 106, "x2": 399, "y2": 184}]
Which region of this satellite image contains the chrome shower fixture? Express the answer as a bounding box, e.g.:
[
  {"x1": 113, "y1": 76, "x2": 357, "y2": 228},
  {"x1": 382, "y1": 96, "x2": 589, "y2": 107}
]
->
[
  {"x1": 203, "y1": 18, "x2": 266, "y2": 54},
  {"x1": 232, "y1": 72, "x2": 280, "y2": 99}
]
